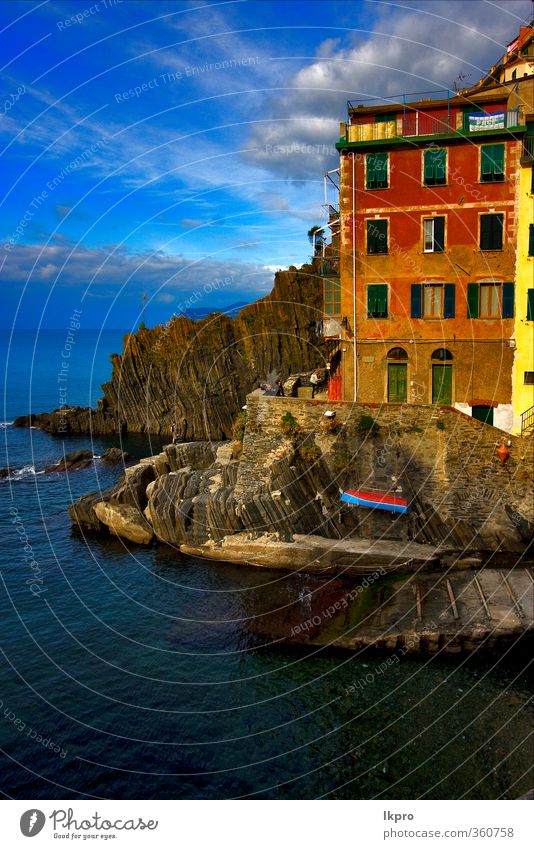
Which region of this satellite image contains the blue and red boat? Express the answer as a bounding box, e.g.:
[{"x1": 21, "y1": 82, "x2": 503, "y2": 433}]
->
[{"x1": 340, "y1": 489, "x2": 409, "y2": 514}]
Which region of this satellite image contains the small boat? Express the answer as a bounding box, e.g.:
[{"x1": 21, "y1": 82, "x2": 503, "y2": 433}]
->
[{"x1": 340, "y1": 489, "x2": 409, "y2": 514}]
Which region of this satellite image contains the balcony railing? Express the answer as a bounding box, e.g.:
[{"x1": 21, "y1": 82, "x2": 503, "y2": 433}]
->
[{"x1": 343, "y1": 108, "x2": 523, "y2": 144}]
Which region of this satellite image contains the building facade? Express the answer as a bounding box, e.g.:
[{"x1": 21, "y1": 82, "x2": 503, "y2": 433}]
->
[
  {"x1": 511, "y1": 118, "x2": 534, "y2": 434},
  {"x1": 320, "y1": 29, "x2": 533, "y2": 431}
]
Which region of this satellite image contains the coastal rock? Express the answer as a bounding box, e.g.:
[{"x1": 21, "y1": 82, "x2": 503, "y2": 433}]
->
[
  {"x1": 94, "y1": 501, "x2": 154, "y2": 545},
  {"x1": 110, "y1": 462, "x2": 156, "y2": 510},
  {"x1": 101, "y1": 447, "x2": 130, "y2": 464},
  {"x1": 0, "y1": 467, "x2": 14, "y2": 478},
  {"x1": 14, "y1": 263, "x2": 324, "y2": 440},
  {"x1": 69, "y1": 489, "x2": 115, "y2": 532},
  {"x1": 44, "y1": 449, "x2": 95, "y2": 473}
]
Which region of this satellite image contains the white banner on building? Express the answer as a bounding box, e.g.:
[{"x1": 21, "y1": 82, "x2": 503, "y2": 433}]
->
[{"x1": 469, "y1": 112, "x2": 505, "y2": 131}]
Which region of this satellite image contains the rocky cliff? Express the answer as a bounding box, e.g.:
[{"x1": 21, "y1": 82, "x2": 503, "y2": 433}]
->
[
  {"x1": 14, "y1": 263, "x2": 324, "y2": 440},
  {"x1": 70, "y1": 396, "x2": 534, "y2": 568}
]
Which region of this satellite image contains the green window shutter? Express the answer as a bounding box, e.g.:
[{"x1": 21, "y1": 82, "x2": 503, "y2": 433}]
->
[
  {"x1": 367, "y1": 219, "x2": 387, "y2": 253},
  {"x1": 529, "y1": 224, "x2": 534, "y2": 256},
  {"x1": 367, "y1": 284, "x2": 388, "y2": 316},
  {"x1": 527, "y1": 289, "x2": 534, "y2": 321},
  {"x1": 424, "y1": 151, "x2": 435, "y2": 183},
  {"x1": 481, "y1": 146, "x2": 493, "y2": 177},
  {"x1": 481, "y1": 144, "x2": 504, "y2": 180},
  {"x1": 443, "y1": 284, "x2": 455, "y2": 318},
  {"x1": 502, "y1": 282, "x2": 514, "y2": 318},
  {"x1": 493, "y1": 144, "x2": 504, "y2": 177},
  {"x1": 480, "y1": 215, "x2": 491, "y2": 250},
  {"x1": 367, "y1": 286, "x2": 377, "y2": 314},
  {"x1": 480, "y1": 214, "x2": 503, "y2": 250},
  {"x1": 434, "y1": 149, "x2": 446, "y2": 182},
  {"x1": 367, "y1": 153, "x2": 388, "y2": 189},
  {"x1": 376, "y1": 284, "x2": 388, "y2": 316},
  {"x1": 411, "y1": 284, "x2": 422, "y2": 318},
  {"x1": 424, "y1": 149, "x2": 446, "y2": 185},
  {"x1": 467, "y1": 283, "x2": 479, "y2": 318},
  {"x1": 434, "y1": 217, "x2": 445, "y2": 251},
  {"x1": 493, "y1": 214, "x2": 503, "y2": 250}
]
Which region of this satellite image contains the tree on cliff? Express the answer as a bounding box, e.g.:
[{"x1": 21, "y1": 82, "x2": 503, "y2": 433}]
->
[{"x1": 307, "y1": 225, "x2": 324, "y2": 256}]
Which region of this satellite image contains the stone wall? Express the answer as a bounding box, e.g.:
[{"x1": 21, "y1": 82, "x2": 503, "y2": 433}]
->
[{"x1": 237, "y1": 394, "x2": 534, "y2": 552}]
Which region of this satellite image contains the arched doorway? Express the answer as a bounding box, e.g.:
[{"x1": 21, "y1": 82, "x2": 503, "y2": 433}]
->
[
  {"x1": 387, "y1": 347, "x2": 408, "y2": 402},
  {"x1": 431, "y1": 348, "x2": 453, "y2": 405}
]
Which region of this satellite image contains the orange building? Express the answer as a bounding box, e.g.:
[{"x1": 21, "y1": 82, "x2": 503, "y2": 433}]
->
[{"x1": 320, "y1": 28, "x2": 533, "y2": 431}]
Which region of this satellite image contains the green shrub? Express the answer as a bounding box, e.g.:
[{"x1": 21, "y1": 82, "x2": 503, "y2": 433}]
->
[
  {"x1": 232, "y1": 411, "x2": 248, "y2": 443},
  {"x1": 280, "y1": 411, "x2": 301, "y2": 439},
  {"x1": 298, "y1": 441, "x2": 321, "y2": 464},
  {"x1": 436, "y1": 419, "x2": 445, "y2": 431}
]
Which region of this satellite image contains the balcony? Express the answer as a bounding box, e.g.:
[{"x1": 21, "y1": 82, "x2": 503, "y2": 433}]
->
[{"x1": 339, "y1": 93, "x2": 524, "y2": 149}]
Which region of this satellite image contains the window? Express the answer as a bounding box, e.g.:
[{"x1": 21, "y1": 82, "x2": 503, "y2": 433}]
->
[
  {"x1": 423, "y1": 148, "x2": 446, "y2": 186},
  {"x1": 529, "y1": 224, "x2": 534, "y2": 256},
  {"x1": 467, "y1": 282, "x2": 514, "y2": 318},
  {"x1": 480, "y1": 144, "x2": 504, "y2": 182},
  {"x1": 480, "y1": 283, "x2": 501, "y2": 318},
  {"x1": 525, "y1": 372, "x2": 534, "y2": 385},
  {"x1": 480, "y1": 213, "x2": 503, "y2": 250},
  {"x1": 367, "y1": 284, "x2": 388, "y2": 318},
  {"x1": 423, "y1": 284, "x2": 444, "y2": 318},
  {"x1": 423, "y1": 217, "x2": 445, "y2": 252},
  {"x1": 324, "y1": 277, "x2": 341, "y2": 316},
  {"x1": 411, "y1": 283, "x2": 455, "y2": 318},
  {"x1": 527, "y1": 289, "x2": 534, "y2": 321},
  {"x1": 366, "y1": 152, "x2": 388, "y2": 189},
  {"x1": 367, "y1": 219, "x2": 388, "y2": 254},
  {"x1": 432, "y1": 348, "x2": 453, "y2": 361}
]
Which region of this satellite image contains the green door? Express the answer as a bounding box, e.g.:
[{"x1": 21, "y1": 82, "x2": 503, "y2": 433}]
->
[
  {"x1": 432, "y1": 364, "x2": 452, "y2": 405},
  {"x1": 472, "y1": 405, "x2": 494, "y2": 425},
  {"x1": 388, "y1": 363, "x2": 407, "y2": 402}
]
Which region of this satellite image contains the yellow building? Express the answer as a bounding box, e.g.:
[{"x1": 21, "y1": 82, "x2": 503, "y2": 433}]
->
[{"x1": 512, "y1": 132, "x2": 534, "y2": 435}]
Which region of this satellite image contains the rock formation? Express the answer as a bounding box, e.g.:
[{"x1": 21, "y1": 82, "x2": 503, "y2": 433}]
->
[{"x1": 14, "y1": 263, "x2": 324, "y2": 441}]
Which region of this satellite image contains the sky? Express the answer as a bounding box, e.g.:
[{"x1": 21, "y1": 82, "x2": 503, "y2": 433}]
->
[{"x1": 0, "y1": 0, "x2": 531, "y2": 329}]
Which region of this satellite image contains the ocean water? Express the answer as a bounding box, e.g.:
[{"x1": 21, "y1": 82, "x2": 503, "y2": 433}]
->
[{"x1": 0, "y1": 330, "x2": 532, "y2": 800}]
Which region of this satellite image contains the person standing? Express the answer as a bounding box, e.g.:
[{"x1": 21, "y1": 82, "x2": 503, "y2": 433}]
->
[
  {"x1": 310, "y1": 370, "x2": 320, "y2": 398},
  {"x1": 171, "y1": 421, "x2": 178, "y2": 444},
  {"x1": 275, "y1": 380, "x2": 285, "y2": 397}
]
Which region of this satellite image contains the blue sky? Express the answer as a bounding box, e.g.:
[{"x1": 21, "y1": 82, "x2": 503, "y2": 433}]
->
[{"x1": 0, "y1": 0, "x2": 531, "y2": 329}]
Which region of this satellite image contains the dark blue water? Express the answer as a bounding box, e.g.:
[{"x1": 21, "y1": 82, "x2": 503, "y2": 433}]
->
[{"x1": 1, "y1": 331, "x2": 533, "y2": 799}]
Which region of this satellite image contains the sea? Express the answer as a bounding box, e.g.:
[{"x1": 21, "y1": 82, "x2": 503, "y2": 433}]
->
[{"x1": 0, "y1": 329, "x2": 532, "y2": 800}]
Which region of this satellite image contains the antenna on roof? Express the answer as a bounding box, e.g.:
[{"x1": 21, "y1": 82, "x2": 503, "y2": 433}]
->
[{"x1": 453, "y1": 72, "x2": 471, "y2": 92}]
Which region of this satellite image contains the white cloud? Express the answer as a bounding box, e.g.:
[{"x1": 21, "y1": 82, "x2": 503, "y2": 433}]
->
[{"x1": 243, "y1": 0, "x2": 532, "y2": 179}]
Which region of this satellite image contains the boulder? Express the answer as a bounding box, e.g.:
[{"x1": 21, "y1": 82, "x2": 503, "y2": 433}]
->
[
  {"x1": 44, "y1": 449, "x2": 94, "y2": 473},
  {"x1": 110, "y1": 463, "x2": 156, "y2": 510},
  {"x1": 93, "y1": 502, "x2": 153, "y2": 545},
  {"x1": 101, "y1": 447, "x2": 130, "y2": 464},
  {"x1": 0, "y1": 467, "x2": 14, "y2": 479}
]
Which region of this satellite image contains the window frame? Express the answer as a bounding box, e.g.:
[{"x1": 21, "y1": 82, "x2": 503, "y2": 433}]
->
[
  {"x1": 367, "y1": 283, "x2": 388, "y2": 318},
  {"x1": 423, "y1": 148, "x2": 447, "y2": 187},
  {"x1": 479, "y1": 212, "x2": 504, "y2": 251},
  {"x1": 366, "y1": 218, "x2": 388, "y2": 255},
  {"x1": 423, "y1": 216, "x2": 446, "y2": 253},
  {"x1": 479, "y1": 282, "x2": 502, "y2": 318},
  {"x1": 365, "y1": 152, "x2": 389, "y2": 190},
  {"x1": 479, "y1": 143, "x2": 505, "y2": 183},
  {"x1": 323, "y1": 276, "x2": 341, "y2": 317},
  {"x1": 422, "y1": 283, "x2": 445, "y2": 318}
]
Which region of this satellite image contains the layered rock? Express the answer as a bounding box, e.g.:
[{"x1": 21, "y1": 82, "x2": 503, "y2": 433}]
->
[{"x1": 15, "y1": 263, "x2": 323, "y2": 440}]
